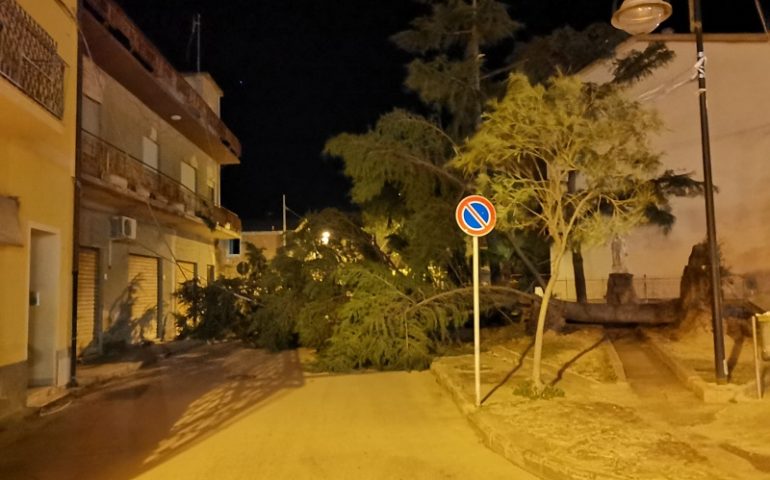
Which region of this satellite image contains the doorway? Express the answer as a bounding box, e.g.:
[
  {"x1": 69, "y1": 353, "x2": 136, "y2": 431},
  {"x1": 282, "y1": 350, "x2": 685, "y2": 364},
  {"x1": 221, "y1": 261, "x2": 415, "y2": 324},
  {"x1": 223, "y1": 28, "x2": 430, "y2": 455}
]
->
[{"x1": 28, "y1": 228, "x2": 61, "y2": 387}]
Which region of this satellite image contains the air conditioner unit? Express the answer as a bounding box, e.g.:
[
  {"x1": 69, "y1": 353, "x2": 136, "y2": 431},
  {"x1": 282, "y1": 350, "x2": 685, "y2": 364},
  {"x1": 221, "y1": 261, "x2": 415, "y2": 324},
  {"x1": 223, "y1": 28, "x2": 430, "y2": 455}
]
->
[{"x1": 110, "y1": 216, "x2": 137, "y2": 240}]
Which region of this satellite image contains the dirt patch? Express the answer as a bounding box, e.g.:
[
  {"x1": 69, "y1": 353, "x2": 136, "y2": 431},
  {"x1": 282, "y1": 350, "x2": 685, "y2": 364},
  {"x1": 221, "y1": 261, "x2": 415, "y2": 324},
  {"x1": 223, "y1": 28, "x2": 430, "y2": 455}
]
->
[
  {"x1": 499, "y1": 326, "x2": 618, "y2": 383},
  {"x1": 653, "y1": 327, "x2": 756, "y2": 385}
]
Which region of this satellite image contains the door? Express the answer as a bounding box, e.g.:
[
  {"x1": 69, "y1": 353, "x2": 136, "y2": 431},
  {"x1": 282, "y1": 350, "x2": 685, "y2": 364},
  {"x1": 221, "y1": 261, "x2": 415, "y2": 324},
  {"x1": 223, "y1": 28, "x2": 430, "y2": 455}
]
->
[
  {"x1": 76, "y1": 248, "x2": 99, "y2": 355},
  {"x1": 28, "y1": 229, "x2": 60, "y2": 387},
  {"x1": 128, "y1": 254, "x2": 159, "y2": 342}
]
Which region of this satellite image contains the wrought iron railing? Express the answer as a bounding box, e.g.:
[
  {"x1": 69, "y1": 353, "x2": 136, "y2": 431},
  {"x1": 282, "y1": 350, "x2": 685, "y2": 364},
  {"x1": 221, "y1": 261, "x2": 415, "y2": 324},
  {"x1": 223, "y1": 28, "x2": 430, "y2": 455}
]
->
[
  {"x1": 0, "y1": 0, "x2": 65, "y2": 117},
  {"x1": 81, "y1": 130, "x2": 242, "y2": 233}
]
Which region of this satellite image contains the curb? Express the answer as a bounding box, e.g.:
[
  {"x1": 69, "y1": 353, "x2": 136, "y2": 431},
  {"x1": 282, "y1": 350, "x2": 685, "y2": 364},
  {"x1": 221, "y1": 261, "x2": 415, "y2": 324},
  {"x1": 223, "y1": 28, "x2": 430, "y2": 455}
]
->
[
  {"x1": 639, "y1": 329, "x2": 748, "y2": 403},
  {"x1": 431, "y1": 360, "x2": 623, "y2": 480},
  {"x1": 75, "y1": 361, "x2": 144, "y2": 388},
  {"x1": 602, "y1": 338, "x2": 628, "y2": 384},
  {"x1": 76, "y1": 339, "x2": 205, "y2": 389}
]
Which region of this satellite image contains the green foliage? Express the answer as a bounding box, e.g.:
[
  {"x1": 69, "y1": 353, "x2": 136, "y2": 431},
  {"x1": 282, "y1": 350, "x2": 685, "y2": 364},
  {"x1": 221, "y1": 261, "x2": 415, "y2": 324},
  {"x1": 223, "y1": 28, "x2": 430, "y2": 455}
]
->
[
  {"x1": 456, "y1": 74, "x2": 662, "y2": 247},
  {"x1": 391, "y1": 0, "x2": 521, "y2": 54},
  {"x1": 644, "y1": 170, "x2": 705, "y2": 234},
  {"x1": 455, "y1": 73, "x2": 665, "y2": 389},
  {"x1": 325, "y1": 110, "x2": 460, "y2": 210},
  {"x1": 173, "y1": 276, "x2": 253, "y2": 341},
  {"x1": 513, "y1": 379, "x2": 565, "y2": 400},
  {"x1": 612, "y1": 42, "x2": 675, "y2": 86},
  {"x1": 317, "y1": 262, "x2": 470, "y2": 371},
  {"x1": 325, "y1": 110, "x2": 467, "y2": 279},
  {"x1": 511, "y1": 23, "x2": 627, "y2": 85},
  {"x1": 391, "y1": 0, "x2": 520, "y2": 139}
]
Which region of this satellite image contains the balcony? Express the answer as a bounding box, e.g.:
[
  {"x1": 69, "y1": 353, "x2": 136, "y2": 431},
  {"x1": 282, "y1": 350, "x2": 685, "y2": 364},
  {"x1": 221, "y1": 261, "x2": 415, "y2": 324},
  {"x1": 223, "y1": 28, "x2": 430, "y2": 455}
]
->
[
  {"x1": 81, "y1": 130, "x2": 241, "y2": 235},
  {"x1": 81, "y1": 0, "x2": 241, "y2": 165},
  {"x1": 0, "y1": 0, "x2": 65, "y2": 118}
]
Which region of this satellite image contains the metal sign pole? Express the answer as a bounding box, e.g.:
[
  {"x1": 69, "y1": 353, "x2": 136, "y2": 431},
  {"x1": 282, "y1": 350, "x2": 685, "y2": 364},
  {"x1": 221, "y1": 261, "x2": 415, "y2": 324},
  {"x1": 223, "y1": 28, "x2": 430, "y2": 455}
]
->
[
  {"x1": 473, "y1": 235, "x2": 481, "y2": 407},
  {"x1": 455, "y1": 194, "x2": 496, "y2": 408}
]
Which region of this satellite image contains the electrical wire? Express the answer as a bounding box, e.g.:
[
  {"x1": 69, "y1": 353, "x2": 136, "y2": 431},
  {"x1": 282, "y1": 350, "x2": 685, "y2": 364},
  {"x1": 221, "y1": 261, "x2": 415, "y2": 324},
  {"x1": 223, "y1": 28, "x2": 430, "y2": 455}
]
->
[
  {"x1": 635, "y1": 56, "x2": 704, "y2": 103},
  {"x1": 754, "y1": 0, "x2": 770, "y2": 40}
]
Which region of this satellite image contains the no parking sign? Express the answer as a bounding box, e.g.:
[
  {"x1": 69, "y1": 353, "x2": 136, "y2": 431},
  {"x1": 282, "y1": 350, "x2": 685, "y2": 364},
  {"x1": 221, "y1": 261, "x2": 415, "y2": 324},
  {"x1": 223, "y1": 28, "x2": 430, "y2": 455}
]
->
[
  {"x1": 455, "y1": 195, "x2": 496, "y2": 408},
  {"x1": 455, "y1": 195, "x2": 496, "y2": 237}
]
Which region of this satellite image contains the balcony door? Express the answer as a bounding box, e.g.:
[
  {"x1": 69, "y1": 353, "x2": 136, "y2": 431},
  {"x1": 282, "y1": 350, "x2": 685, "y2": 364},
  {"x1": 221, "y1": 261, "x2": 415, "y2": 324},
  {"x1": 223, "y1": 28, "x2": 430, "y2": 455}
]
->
[
  {"x1": 142, "y1": 136, "x2": 158, "y2": 171},
  {"x1": 181, "y1": 162, "x2": 197, "y2": 193}
]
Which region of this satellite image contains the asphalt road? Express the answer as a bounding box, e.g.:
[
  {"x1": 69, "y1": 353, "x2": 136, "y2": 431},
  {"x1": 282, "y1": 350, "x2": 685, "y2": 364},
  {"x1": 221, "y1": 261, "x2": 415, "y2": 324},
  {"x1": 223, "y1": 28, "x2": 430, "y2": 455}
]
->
[{"x1": 0, "y1": 343, "x2": 539, "y2": 480}]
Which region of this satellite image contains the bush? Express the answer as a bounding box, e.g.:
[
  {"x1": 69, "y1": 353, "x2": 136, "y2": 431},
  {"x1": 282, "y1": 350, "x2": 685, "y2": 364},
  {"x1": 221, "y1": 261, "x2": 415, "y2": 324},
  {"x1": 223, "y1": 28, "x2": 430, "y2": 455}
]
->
[
  {"x1": 174, "y1": 277, "x2": 248, "y2": 340},
  {"x1": 512, "y1": 379, "x2": 565, "y2": 400}
]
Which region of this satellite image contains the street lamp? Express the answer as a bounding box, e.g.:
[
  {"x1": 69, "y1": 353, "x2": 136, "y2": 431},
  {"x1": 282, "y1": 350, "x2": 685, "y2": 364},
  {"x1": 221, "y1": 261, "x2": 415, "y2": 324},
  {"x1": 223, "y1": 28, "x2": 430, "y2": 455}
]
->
[
  {"x1": 612, "y1": 0, "x2": 729, "y2": 383},
  {"x1": 320, "y1": 231, "x2": 331, "y2": 245},
  {"x1": 611, "y1": 0, "x2": 672, "y2": 35}
]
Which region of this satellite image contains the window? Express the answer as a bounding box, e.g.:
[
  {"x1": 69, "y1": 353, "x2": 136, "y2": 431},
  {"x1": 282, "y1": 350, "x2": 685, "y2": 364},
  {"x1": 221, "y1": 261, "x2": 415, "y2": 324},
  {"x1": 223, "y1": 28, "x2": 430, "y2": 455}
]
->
[
  {"x1": 82, "y1": 96, "x2": 101, "y2": 135},
  {"x1": 207, "y1": 181, "x2": 216, "y2": 204},
  {"x1": 142, "y1": 136, "x2": 159, "y2": 170},
  {"x1": 207, "y1": 265, "x2": 215, "y2": 283},
  {"x1": 227, "y1": 239, "x2": 240, "y2": 256},
  {"x1": 181, "y1": 162, "x2": 197, "y2": 193}
]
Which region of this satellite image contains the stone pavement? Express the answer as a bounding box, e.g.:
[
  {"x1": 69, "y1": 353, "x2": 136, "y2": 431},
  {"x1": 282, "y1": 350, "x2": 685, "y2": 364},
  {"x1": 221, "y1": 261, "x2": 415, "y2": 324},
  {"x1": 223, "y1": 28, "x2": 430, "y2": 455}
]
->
[{"x1": 431, "y1": 339, "x2": 770, "y2": 480}]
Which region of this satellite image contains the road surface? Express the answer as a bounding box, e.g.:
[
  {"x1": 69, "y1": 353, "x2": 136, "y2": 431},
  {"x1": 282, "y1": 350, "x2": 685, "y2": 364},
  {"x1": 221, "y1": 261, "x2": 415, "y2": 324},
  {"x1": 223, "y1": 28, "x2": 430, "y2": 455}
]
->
[{"x1": 0, "y1": 343, "x2": 539, "y2": 480}]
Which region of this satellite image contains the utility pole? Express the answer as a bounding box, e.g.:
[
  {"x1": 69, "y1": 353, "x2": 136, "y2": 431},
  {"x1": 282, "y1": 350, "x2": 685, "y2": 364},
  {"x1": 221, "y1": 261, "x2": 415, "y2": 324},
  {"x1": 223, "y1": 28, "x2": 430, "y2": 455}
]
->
[
  {"x1": 282, "y1": 194, "x2": 287, "y2": 247},
  {"x1": 193, "y1": 13, "x2": 202, "y2": 72},
  {"x1": 692, "y1": 0, "x2": 728, "y2": 384}
]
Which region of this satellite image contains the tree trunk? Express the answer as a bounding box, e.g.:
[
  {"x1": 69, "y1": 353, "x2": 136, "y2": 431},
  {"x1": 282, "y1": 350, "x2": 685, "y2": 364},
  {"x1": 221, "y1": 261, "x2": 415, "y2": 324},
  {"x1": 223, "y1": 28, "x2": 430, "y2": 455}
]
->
[
  {"x1": 531, "y1": 242, "x2": 566, "y2": 390},
  {"x1": 554, "y1": 299, "x2": 678, "y2": 325},
  {"x1": 566, "y1": 172, "x2": 586, "y2": 303},
  {"x1": 571, "y1": 244, "x2": 588, "y2": 303}
]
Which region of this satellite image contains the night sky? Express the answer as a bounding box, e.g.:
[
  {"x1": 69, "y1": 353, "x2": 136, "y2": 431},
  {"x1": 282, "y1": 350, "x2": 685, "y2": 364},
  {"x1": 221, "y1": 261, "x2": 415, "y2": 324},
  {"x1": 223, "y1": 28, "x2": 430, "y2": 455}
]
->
[{"x1": 113, "y1": 0, "x2": 765, "y2": 228}]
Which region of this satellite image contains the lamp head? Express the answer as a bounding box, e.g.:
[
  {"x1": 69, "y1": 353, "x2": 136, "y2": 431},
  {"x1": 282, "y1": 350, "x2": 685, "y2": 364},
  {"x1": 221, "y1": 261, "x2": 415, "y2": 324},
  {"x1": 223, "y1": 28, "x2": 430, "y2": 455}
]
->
[{"x1": 611, "y1": 0, "x2": 672, "y2": 35}]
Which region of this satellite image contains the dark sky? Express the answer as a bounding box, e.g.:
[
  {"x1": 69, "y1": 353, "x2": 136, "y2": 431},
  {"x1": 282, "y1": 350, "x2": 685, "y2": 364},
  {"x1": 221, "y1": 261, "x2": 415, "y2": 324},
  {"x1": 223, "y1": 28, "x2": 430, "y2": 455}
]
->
[{"x1": 113, "y1": 0, "x2": 764, "y2": 228}]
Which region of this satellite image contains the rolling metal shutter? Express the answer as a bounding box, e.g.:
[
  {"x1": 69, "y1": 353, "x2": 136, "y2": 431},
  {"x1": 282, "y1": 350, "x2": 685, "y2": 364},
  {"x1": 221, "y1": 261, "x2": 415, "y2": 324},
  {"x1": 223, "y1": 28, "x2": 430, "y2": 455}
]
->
[
  {"x1": 175, "y1": 261, "x2": 197, "y2": 320},
  {"x1": 77, "y1": 248, "x2": 99, "y2": 355},
  {"x1": 128, "y1": 254, "x2": 159, "y2": 341}
]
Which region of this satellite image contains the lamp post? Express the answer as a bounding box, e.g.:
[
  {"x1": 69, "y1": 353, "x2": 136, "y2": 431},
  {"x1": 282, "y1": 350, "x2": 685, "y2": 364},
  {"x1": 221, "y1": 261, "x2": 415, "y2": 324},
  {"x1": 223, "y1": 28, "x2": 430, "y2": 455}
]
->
[{"x1": 612, "y1": 0, "x2": 728, "y2": 383}]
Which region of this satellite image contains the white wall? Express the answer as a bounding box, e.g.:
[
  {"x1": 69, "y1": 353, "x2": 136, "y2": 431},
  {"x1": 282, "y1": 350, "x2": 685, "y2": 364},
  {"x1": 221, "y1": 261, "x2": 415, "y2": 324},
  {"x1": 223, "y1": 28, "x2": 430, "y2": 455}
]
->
[{"x1": 558, "y1": 36, "x2": 770, "y2": 307}]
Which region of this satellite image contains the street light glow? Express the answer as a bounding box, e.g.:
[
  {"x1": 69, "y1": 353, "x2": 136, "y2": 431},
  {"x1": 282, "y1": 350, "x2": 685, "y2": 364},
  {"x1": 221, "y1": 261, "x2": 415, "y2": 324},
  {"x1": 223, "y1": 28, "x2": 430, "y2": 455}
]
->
[
  {"x1": 611, "y1": 0, "x2": 672, "y2": 35},
  {"x1": 320, "y1": 231, "x2": 331, "y2": 245}
]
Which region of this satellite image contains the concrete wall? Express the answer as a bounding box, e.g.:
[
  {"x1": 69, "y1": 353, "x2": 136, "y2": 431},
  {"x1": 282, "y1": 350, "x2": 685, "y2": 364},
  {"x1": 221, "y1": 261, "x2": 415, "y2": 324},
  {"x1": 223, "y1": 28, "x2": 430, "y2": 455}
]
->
[
  {"x1": 556, "y1": 35, "x2": 770, "y2": 308},
  {"x1": 83, "y1": 58, "x2": 222, "y2": 204},
  {"x1": 218, "y1": 231, "x2": 283, "y2": 278},
  {"x1": 183, "y1": 73, "x2": 223, "y2": 118},
  {"x1": 0, "y1": 0, "x2": 78, "y2": 418},
  {"x1": 79, "y1": 53, "x2": 227, "y2": 352},
  {"x1": 79, "y1": 207, "x2": 217, "y2": 349}
]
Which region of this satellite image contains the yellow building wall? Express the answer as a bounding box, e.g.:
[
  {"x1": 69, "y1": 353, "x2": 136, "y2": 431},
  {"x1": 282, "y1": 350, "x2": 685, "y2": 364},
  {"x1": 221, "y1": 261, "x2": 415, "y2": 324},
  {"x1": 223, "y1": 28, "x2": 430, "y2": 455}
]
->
[{"x1": 0, "y1": 0, "x2": 78, "y2": 406}]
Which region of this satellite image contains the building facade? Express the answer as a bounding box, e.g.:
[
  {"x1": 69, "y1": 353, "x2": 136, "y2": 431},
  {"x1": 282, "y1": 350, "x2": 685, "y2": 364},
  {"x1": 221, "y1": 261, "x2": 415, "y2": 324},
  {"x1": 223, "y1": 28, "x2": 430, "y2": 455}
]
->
[
  {"x1": 0, "y1": 0, "x2": 78, "y2": 419},
  {"x1": 75, "y1": 0, "x2": 242, "y2": 354},
  {"x1": 556, "y1": 34, "x2": 770, "y2": 307}
]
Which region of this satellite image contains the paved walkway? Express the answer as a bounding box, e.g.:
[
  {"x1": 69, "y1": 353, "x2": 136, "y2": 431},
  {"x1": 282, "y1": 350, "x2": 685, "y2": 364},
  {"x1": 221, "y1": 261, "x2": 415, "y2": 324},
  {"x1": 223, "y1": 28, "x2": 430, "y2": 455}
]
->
[
  {"x1": 0, "y1": 343, "x2": 539, "y2": 480},
  {"x1": 432, "y1": 332, "x2": 770, "y2": 480}
]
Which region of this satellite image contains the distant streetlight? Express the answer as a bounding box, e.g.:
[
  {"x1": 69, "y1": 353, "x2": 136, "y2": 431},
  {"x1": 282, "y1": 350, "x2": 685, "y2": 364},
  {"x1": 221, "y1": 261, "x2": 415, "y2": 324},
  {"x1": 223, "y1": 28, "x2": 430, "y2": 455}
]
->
[
  {"x1": 320, "y1": 231, "x2": 331, "y2": 245},
  {"x1": 612, "y1": 0, "x2": 728, "y2": 383}
]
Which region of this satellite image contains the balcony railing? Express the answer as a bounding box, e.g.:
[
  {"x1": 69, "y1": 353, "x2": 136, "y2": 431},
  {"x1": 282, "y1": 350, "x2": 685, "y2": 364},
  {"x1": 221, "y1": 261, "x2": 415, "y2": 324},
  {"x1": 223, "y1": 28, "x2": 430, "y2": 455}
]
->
[
  {"x1": 83, "y1": 0, "x2": 241, "y2": 158},
  {"x1": 0, "y1": 0, "x2": 65, "y2": 118},
  {"x1": 81, "y1": 130, "x2": 241, "y2": 233}
]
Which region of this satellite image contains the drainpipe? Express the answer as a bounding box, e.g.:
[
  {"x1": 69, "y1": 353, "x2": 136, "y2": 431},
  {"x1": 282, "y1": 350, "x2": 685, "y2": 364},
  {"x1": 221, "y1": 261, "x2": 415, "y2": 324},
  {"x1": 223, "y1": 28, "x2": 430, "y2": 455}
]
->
[{"x1": 68, "y1": 0, "x2": 84, "y2": 388}]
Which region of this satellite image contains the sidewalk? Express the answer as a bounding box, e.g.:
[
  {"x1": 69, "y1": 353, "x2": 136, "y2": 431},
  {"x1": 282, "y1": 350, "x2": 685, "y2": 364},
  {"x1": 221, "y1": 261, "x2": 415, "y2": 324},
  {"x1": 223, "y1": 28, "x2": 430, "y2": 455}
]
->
[
  {"x1": 26, "y1": 339, "x2": 204, "y2": 413},
  {"x1": 431, "y1": 336, "x2": 770, "y2": 480}
]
